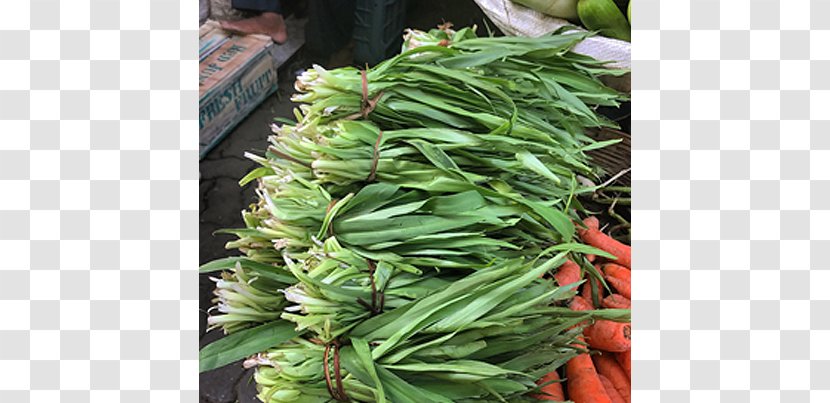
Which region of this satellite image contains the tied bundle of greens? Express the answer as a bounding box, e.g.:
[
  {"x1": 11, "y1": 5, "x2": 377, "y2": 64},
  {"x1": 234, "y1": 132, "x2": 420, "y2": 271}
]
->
[
  {"x1": 280, "y1": 235, "x2": 458, "y2": 340},
  {"x1": 199, "y1": 25, "x2": 630, "y2": 402},
  {"x1": 294, "y1": 27, "x2": 624, "y2": 133},
  {"x1": 290, "y1": 29, "x2": 624, "y2": 197},
  {"x1": 254, "y1": 253, "x2": 629, "y2": 403},
  {"x1": 206, "y1": 264, "x2": 287, "y2": 334}
]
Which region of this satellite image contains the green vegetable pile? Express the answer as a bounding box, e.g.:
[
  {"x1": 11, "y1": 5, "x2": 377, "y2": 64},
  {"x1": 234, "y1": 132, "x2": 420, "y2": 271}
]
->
[{"x1": 200, "y1": 26, "x2": 629, "y2": 402}]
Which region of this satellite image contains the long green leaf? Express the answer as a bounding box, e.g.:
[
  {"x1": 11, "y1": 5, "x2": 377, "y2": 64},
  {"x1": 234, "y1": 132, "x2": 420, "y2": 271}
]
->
[
  {"x1": 238, "y1": 166, "x2": 274, "y2": 186},
  {"x1": 516, "y1": 150, "x2": 561, "y2": 185},
  {"x1": 199, "y1": 321, "x2": 300, "y2": 372},
  {"x1": 520, "y1": 199, "x2": 575, "y2": 242},
  {"x1": 199, "y1": 257, "x2": 296, "y2": 284}
]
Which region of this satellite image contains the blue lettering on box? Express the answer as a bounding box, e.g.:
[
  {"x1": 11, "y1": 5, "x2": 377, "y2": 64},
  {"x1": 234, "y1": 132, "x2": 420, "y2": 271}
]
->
[
  {"x1": 217, "y1": 44, "x2": 247, "y2": 62},
  {"x1": 199, "y1": 67, "x2": 275, "y2": 130}
]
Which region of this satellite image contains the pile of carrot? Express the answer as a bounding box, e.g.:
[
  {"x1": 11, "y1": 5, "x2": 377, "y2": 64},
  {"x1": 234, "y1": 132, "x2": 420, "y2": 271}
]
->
[{"x1": 538, "y1": 216, "x2": 632, "y2": 402}]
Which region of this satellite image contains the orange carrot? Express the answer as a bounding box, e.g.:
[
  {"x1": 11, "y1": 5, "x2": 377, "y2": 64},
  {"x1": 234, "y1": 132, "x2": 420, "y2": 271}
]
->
[
  {"x1": 579, "y1": 217, "x2": 631, "y2": 268},
  {"x1": 602, "y1": 294, "x2": 631, "y2": 309},
  {"x1": 580, "y1": 283, "x2": 592, "y2": 308},
  {"x1": 584, "y1": 216, "x2": 600, "y2": 230},
  {"x1": 615, "y1": 350, "x2": 631, "y2": 379},
  {"x1": 602, "y1": 264, "x2": 631, "y2": 300},
  {"x1": 566, "y1": 352, "x2": 613, "y2": 403},
  {"x1": 593, "y1": 354, "x2": 631, "y2": 403},
  {"x1": 569, "y1": 296, "x2": 631, "y2": 352},
  {"x1": 586, "y1": 254, "x2": 596, "y2": 263},
  {"x1": 554, "y1": 259, "x2": 582, "y2": 287},
  {"x1": 568, "y1": 295, "x2": 595, "y2": 333},
  {"x1": 585, "y1": 321, "x2": 631, "y2": 353},
  {"x1": 532, "y1": 370, "x2": 565, "y2": 401},
  {"x1": 570, "y1": 295, "x2": 595, "y2": 312},
  {"x1": 598, "y1": 374, "x2": 626, "y2": 403}
]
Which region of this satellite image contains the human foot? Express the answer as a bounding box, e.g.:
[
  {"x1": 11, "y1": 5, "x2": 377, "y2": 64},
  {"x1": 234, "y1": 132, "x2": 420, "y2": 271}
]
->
[{"x1": 219, "y1": 12, "x2": 288, "y2": 44}]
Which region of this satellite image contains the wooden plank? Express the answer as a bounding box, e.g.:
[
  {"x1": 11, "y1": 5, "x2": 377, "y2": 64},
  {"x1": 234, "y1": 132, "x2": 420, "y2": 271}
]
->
[{"x1": 586, "y1": 129, "x2": 630, "y2": 186}]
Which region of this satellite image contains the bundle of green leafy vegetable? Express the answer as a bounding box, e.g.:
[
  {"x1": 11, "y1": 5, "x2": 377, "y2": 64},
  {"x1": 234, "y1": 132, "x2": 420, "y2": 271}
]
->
[
  {"x1": 253, "y1": 253, "x2": 629, "y2": 403},
  {"x1": 199, "y1": 25, "x2": 629, "y2": 402}
]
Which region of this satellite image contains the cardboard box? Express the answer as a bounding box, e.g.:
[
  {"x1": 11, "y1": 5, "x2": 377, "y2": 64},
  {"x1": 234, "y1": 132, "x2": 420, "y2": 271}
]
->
[{"x1": 199, "y1": 22, "x2": 279, "y2": 158}]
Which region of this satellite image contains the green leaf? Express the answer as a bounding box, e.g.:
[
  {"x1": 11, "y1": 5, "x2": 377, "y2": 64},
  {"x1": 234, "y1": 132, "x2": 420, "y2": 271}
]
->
[
  {"x1": 536, "y1": 242, "x2": 618, "y2": 260},
  {"x1": 351, "y1": 338, "x2": 386, "y2": 402},
  {"x1": 316, "y1": 193, "x2": 354, "y2": 240},
  {"x1": 335, "y1": 215, "x2": 484, "y2": 245},
  {"x1": 272, "y1": 117, "x2": 297, "y2": 125},
  {"x1": 438, "y1": 47, "x2": 515, "y2": 69},
  {"x1": 516, "y1": 150, "x2": 561, "y2": 185},
  {"x1": 425, "y1": 254, "x2": 566, "y2": 333},
  {"x1": 341, "y1": 345, "x2": 453, "y2": 403},
  {"x1": 199, "y1": 257, "x2": 296, "y2": 284},
  {"x1": 380, "y1": 331, "x2": 459, "y2": 365},
  {"x1": 423, "y1": 191, "x2": 487, "y2": 216},
  {"x1": 339, "y1": 183, "x2": 402, "y2": 216},
  {"x1": 581, "y1": 138, "x2": 622, "y2": 152},
  {"x1": 238, "y1": 166, "x2": 274, "y2": 186},
  {"x1": 339, "y1": 200, "x2": 428, "y2": 224},
  {"x1": 407, "y1": 139, "x2": 462, "y2": 171},
  {"x1": 384, "y1": 359, "x2": 525, "y2": 378},
  {"x1": 199, "y1": 321, "x2": 300, "y2": 372},
  {"x1": 520, "y1": 199, "x2": 575, "y2": 242}
]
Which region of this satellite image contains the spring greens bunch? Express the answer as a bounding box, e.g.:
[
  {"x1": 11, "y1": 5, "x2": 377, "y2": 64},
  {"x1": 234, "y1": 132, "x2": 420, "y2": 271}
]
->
[
  {"x1": 199, "y1": 25, "x2": 629, "y2": 402},
  {"x1": 207, "y1": 264, "x2": 286, "y2": 334},
  {"x1": 254, "y1": 254, "x2": 629, "y2": 403}
]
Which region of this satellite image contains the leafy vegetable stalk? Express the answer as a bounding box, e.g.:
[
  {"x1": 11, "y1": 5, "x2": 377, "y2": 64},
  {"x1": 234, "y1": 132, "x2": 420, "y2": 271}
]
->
[{"x1": 207, "y1": 265, "x2": 285, "y2": 334}]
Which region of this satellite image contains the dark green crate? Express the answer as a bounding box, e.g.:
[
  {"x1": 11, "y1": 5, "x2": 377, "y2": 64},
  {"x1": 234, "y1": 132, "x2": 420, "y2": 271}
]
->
[{"x1": 353, "y1": 0, "x2": 407, "y2": 66}]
